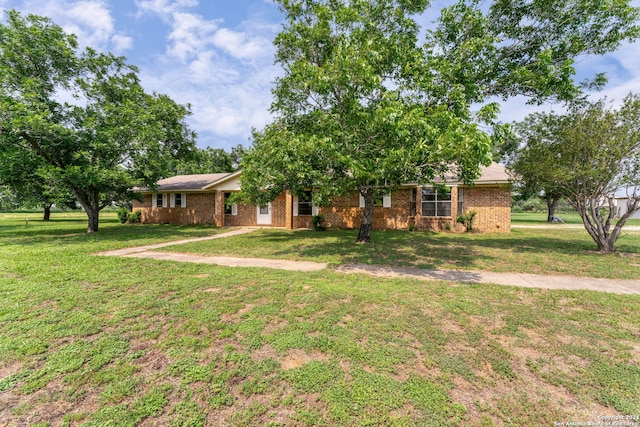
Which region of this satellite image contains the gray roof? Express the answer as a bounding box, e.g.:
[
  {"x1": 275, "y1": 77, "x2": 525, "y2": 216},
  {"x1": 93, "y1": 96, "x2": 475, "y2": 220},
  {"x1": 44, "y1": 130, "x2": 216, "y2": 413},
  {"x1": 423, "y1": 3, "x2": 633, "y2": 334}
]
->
[
  {"x1": 139, "y1": 163, "x2": 509, "y2": 193},
  {"x1": 138, "y1": 173, "x2": 232, "y2": 192},
  {"x1": 471, "y1": 163, "x2": 510, "y2": 184}
]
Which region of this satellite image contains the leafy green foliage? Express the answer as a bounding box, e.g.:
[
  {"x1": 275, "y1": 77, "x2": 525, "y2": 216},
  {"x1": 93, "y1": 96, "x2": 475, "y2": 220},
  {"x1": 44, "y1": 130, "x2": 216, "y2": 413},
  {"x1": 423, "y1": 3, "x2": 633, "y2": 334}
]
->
[
  {"x1": 510, "y1": 95, "x2": 640, "y2": 252},
  {"x1": 0, "y1": 10, "x2": 196, "y2": 233},
  {"x1": 241, "y1": 0, "x2": 639, "y2": 243},
  {"x1": 456, "y1": 210, "x2": 477, "y2": 232},
  {"x1": 172, "y1": 145, "x2": 245, "y2": 175}
]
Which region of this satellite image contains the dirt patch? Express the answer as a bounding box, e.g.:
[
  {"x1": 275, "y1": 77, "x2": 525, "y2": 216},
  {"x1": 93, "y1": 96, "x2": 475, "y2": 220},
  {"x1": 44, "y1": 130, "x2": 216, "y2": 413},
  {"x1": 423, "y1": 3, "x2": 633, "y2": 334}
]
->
[
  {"x1": 194, "y1": 274, "x2": 211, "y2": 278},
  {"x1": 280, "y1": 349, "x2": 330, "y2": 370},
  {"x1": 135, "y1": 349, "x2": 170, "y2": 375},
  {"x1": 0, "y1": 378, "x2": 99, "y2": 427}
]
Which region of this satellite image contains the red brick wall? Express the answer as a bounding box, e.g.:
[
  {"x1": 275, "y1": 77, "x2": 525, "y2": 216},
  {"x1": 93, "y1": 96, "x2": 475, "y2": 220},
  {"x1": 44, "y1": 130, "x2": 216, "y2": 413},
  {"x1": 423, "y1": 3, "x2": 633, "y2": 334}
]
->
[
  {"x1": 272, "y1": 193, "x2": 287, "y2": 227},
  {"x1": 133, "y1": 193, "x2": 216, "y2": 225},
  {"x1": 317, "y1": 189, "x2": 414, "y2": 230},
  {"x1": 223, "y1": 192, "x2": 286, "y2": 227},
  {"x1": 462, "y1": 186, "x2": 511, "y2": 232},
  {"x1": 133, "y1": 185, "x2": 511, "y2": 232}
]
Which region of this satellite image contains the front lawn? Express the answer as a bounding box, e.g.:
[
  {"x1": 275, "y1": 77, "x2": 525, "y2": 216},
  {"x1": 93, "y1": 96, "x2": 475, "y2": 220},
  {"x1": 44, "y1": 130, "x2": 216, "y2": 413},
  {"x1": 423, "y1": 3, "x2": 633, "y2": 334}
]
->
[
  {"x1": 157, "y1": 227, "x2": 640, "y2": 279},
  {"x1": 1, "y1": 213, "x2": 639, "y2": 426}
]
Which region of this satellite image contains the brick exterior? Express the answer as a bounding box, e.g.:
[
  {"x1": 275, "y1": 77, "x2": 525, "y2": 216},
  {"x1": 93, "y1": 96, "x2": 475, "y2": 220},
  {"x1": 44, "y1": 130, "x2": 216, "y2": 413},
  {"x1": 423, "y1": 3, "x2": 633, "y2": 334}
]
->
[
  {"x1": 133, "y1": 193, "x2": 216, "y2": 225},
  {"x1": 133, "y1": 184, "x2": 511, "y2": 232},
  {"x1": 461, "y1": 185, "x2": 511, "y2": 232},
  {"x1": 317, "y1": 189, "x2": 414, "y2": 230}
]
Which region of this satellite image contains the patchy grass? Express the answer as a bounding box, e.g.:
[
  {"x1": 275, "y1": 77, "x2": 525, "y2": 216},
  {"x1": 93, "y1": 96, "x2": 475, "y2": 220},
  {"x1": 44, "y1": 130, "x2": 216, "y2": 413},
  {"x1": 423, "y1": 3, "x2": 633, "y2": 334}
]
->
[
  {"x1": 157, "y1": 227, "x2": 640, "y2": 279},
  {"x1": 1, "y1": 213, "x2": 639, "y2": 426}
]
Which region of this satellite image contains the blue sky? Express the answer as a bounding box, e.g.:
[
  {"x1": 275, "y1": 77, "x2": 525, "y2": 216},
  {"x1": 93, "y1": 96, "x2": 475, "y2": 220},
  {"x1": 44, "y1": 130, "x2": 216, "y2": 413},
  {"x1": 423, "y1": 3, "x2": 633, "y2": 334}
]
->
[{"x1": 1, "y1": 0, "x2": 639, "y2": 151}]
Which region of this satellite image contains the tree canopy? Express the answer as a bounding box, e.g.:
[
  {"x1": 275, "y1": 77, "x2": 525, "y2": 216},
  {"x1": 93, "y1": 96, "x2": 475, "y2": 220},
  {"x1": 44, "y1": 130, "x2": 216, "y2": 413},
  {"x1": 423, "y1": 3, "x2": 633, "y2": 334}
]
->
[
  {"x1": 0, "y1": 10, "x2": 196, "y2": 232},
  {"x1": 240, "y1": 0, "x2": 640, "y2": 242},
  {"x1": 511, "y1": 95, "x2": 640, "y2": 252},
  {"x1": 0, "y1": 145, "x2": 77, "y2": 220},
  {"x1": 173, "y1": 145, "x2": 246, "y2": 175}
]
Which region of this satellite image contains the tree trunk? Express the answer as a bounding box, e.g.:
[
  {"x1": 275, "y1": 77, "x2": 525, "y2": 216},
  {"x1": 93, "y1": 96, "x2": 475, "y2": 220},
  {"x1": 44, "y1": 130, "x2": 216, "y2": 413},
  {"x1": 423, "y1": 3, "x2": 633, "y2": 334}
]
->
[
  {"x1": 546, "y1": 197, "x2": 558, "y2": 222},
  {"x1": 43, "y1": 204, "x2": 52, "y2": 221},
  {"x1": 357, "y1": 189, "x2": 374, "y2": 243},
  {"x1": 86, "y1": 206, "x2": 100, "y2": 233},
  {"x1": 74, "y1": 192, "x2": 101, "y2": 233}
]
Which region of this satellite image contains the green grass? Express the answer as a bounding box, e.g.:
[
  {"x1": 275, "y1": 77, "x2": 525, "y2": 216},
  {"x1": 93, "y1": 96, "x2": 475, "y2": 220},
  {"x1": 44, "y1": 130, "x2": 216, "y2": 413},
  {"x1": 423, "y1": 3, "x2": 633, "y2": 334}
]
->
[
  {"x1": 156, "y1": 226, "x2": 640, "y2": 279},
  {"x1": 512, "y1": 211, "x2": 640, "y2": 226},
  {"x1": 1, "y1": 212, "x2": 640, "y2": 426}
]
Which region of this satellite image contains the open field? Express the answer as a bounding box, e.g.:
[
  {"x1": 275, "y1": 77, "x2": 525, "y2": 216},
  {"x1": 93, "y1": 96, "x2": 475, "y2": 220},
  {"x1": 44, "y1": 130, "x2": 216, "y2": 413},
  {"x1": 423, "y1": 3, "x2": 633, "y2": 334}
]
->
[
  {"x1": 1, "y1": 212, "x2": 639, "y2": 426},
  {"x1": 512, "y1": 212, "x2": 640, "y2": 226}
]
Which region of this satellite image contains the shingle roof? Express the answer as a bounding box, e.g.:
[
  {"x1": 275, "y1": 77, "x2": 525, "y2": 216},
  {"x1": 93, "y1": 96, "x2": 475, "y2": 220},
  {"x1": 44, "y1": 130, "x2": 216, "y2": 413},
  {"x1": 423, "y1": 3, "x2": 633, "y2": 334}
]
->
[
  {"x1": 138, "y1": 163, "x2": 509, "y2": 193},
  {"x1": 425, "y1": 162, "x2": 510, "y2": 185},
  {"x1": 138, "y1": 173, "x2": 232, "y2": 192},
  {"x1": 473, "y1": 163, "x2": 510, "y2": 183}
]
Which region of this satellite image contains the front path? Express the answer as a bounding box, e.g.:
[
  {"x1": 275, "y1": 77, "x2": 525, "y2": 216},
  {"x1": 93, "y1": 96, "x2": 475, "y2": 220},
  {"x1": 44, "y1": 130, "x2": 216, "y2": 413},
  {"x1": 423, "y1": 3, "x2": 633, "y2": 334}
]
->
[{"x1": 96, "y1": 228, "x2": 640, "y2": 295}]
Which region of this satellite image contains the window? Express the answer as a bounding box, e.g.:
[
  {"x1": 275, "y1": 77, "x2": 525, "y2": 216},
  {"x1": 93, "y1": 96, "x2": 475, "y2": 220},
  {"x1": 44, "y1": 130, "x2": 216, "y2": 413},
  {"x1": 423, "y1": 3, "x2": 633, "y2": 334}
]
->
[
  {"x1": 224, "y1": 193, "x2": 232, "y2": 214},
  {"x1": 223, "y1": 193, "x2": 237, "y2": 215},
  {"x1": 457, "y1": 187, "x2": 463, "y2": 215},
  {"x1": 359, "y1": 193, "x2": 391, "y2": 208},
  {"x1": 175, "y1": 193, "x2": 182, "y2": 208},
  {"x1": 298, "y1": 191, "x2": 313, "y2": 216},
  {"x1": 156, "y1": 193, "x2": 163, "y2": 208},
  {"x1": 421, "y1": 187, "x2": 451, "y2": 217}
]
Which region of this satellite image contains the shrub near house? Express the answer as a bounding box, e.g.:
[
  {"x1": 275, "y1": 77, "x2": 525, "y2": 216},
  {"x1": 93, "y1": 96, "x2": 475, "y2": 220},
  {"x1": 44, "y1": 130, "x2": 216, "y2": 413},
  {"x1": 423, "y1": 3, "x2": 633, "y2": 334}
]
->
[{"x1": 133, "y1": 163, "x2": 511, "y2": 232}]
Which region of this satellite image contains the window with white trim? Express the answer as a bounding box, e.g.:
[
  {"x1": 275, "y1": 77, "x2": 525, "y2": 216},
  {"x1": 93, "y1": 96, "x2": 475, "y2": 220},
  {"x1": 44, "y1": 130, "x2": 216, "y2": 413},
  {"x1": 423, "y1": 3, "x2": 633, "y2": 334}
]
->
[
  {"x1": 421, "y1": 187, "x2": 451, "y2": 217},
  {"x1": 359, "y1": 193, "x2": 391, "y2": 208},
  {"x1": 298, "y1": 191, "x2": 313, "y2": 216},
  {"x1": 224, "y1": 193, "x2": 237, "y2": 215},
  {"x1": 175, "y1": 193, "x2": 182, "y2": 208},
  {"x1": 457, "y1": 187, "x2": 463, "y2": 215},
  {"x1": 156, "y1": 193, "x2": 163, "y2": 208}
]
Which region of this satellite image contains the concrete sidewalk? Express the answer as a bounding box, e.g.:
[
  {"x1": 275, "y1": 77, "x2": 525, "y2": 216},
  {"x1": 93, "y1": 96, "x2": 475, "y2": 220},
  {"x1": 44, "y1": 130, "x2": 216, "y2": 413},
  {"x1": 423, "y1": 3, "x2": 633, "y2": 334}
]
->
[
  {"x1": 96, "y1": 227, "x2": 258, "y2": 256},
  {"x1": 336, "y1": 264, "x2": 640, "y2": 295},
  {"x1": 96, "y1": 227, "x2": 640, "y2": 295}
]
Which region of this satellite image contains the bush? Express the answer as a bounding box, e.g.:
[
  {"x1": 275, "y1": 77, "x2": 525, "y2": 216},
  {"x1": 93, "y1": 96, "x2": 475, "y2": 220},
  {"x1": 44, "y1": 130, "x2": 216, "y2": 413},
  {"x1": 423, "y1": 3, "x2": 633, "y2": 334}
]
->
[
  {"x1": 311, "y1": 214, "x2": 326, "y2": 231},
  {"x1": 116, "y1": 207, "x2": 130, "y2": 224},
  {"x1": 456, "y1": 211, "x2": 477, "y2": 232},
  {"x1": 127, "y1": 211, "x2": 141, "y2": 224}
]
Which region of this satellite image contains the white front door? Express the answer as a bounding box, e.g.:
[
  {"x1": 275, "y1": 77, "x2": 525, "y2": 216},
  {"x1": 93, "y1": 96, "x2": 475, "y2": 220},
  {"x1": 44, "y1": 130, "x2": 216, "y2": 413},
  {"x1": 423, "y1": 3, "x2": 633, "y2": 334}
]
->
[{"x1": 257, "y1": 203, "x2": 272, "y2": 225}]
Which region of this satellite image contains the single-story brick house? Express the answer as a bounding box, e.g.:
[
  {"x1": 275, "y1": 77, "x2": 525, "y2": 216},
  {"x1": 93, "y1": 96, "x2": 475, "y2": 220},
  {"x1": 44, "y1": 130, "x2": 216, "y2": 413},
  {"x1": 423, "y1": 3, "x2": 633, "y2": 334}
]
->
[{"x1": 132, "y1": 163, "x2": 511, "y2": 232}]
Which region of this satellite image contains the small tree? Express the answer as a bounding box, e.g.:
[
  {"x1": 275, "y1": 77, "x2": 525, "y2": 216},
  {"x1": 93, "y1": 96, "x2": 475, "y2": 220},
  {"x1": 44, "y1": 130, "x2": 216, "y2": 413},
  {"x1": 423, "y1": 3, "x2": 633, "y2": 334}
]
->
[
  {"x1": 512, "y1": 95, "x2": 640, "y2": 252},
  {"x1": 508, "y1": 114, "x2": 567, "y2": 222}
]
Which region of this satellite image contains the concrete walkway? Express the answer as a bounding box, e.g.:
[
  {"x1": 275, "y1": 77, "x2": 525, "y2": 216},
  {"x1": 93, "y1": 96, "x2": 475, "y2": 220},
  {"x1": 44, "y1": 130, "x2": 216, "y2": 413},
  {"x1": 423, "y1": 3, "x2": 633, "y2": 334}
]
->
[
  {"x1": 512, "y1": 224, "x2": 640, "y2": 231},
  {"x1": 97, "y1": 227, "x2": 258, "y2": 256},
  {"x1": 97, "y1": 228, "x2": 328, "y2": 272},
  {"x1": 96, "y1": 227, "x2": 640, "y2": 295},
  {"x1": 335, "y1": 264, "x2": 640, "y2": 295}
]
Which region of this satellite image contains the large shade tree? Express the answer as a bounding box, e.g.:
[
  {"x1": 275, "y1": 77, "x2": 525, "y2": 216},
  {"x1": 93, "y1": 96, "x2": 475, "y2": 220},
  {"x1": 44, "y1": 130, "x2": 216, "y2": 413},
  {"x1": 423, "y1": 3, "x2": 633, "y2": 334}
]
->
[
  {"x1": 0, "y1": 145, "x2": 77, "y2": 220},
  {"x1": 512, "y1": 96, "x2": 640, "y2": 253},
  {"x1": 0, "y1": 10, "x2": 196, "y2": 232},
  {"x1": 240, "y1": 0, "x2": 639, "y2": 242}
]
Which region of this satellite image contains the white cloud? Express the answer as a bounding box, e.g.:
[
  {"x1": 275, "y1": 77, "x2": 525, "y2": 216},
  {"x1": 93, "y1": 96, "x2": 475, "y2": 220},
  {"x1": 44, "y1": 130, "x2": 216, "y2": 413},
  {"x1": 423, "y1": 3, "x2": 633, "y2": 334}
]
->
[
  {"x1": 111, "y1": 33, "x2": 133, "y2": 51},
  {"x1": 131, "y1": 0, "x2": 279, "y2": 149},
  {"x1": 10, "y1": 0, "x2": 131, "y2": 53},
  {"x1": 211, "y1": 28, "x2": 272, "y2": 60},
  {"x1": 135, "y1": 0, "x2": 197, "y2": 17},
  {"x1": 166, "y1": 11, "x2": 218, "y2": 62}
]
